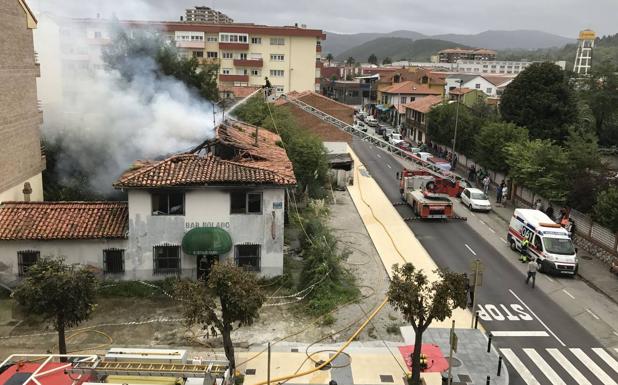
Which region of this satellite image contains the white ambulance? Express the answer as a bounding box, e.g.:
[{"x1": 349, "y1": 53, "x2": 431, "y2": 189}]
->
[{"x1": 507, "y1": 208, "x2": 578, "y2": 275}]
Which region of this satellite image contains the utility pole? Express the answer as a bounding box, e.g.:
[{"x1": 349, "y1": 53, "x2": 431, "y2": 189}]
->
[
  {"x1": 452, "y1": 79, "x2": 463, "y2": 169},
  {"x1": 267, "y1": 342, "x2": 271, "y2": 385},
  {"x1": 470, "y1": 258, "x2": 483, "y2": 328},
  {"x1": 447, "y1": 320, "x2": 457, "y2": 385}
]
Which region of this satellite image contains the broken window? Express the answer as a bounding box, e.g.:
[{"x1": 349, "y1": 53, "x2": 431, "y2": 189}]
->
[
  {"x1": 230, "y1": 191, "x2": 262, "y2": 214},
  {"x1": 17, "y1": 250, "x2": 39, "y2": 276},
  {"x1": 235, "y1": 244, "x2": 261, "y2": 271},
  {"x1": 152, "y1": 191, "x2": 185, "y2": 215}
]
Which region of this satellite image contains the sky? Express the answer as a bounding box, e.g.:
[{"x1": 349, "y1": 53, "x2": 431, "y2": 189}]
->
[{"x1": 29, "y1": 0, "x2": 617, "y2": 37}]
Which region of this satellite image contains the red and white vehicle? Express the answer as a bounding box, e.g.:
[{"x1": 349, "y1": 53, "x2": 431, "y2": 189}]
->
[
  {"x1": 399, "y1": 168, "x2": 467, "y2": 198},
  {"x1": 507, "y1": 209, "x2": 578, "y2": 275},
  {"x1": 399, "y1": 170, "x2": 454, "y2": 219}
]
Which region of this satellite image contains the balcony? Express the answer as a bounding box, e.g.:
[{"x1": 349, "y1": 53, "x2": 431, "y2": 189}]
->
[
  {"x1": 233, "y1": 59, "x2": 263, "y2": 67},
  {"x1": 219, "y1": 42, "x2": 249, "y2": 50},
  {"x1": 219, "y1": 74, "x2": 249, "y2": 82},
  {"x1": 176, "y1": 40, "x2": 205, "y2": 49},
  {"x1": 316, "y1": 44, "x2": 322, "y2": 52}
]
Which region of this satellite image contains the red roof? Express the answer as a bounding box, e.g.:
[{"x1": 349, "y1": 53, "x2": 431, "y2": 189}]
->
[
  {"x1": 402, "y1": 95, "x2": 444, "y2": 114},
  {"x1": 0, "y1": 201, "x2": 128, "y2": 240},
  {"x1": 0, "y1": 362, "x2": 92, "y2": 385},
  {"x1": 114, "y1": 120, "x2": 296, "y2": 188},
  {"x1": 449, "y1": 87, "x2": 475, "y2": 95},
  {"x1": 382, "y1": 81, "x2": 442, "y2": 95},
  {"x1": 219, "y1": 85, "x2": 260, "y2": 98}
]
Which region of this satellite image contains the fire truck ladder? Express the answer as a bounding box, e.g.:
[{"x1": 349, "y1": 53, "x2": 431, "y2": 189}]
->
[
  {"x1": 69, "y1": 359, "x2": 229, "y2": 378},
  {"x1": 281, "y1": 94, "x2": 458, "y2": 183}
]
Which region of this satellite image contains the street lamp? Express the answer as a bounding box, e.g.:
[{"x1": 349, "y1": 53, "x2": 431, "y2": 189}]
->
[{"x1": 451, "y1": 79, "x2": 464, "y2": 168}]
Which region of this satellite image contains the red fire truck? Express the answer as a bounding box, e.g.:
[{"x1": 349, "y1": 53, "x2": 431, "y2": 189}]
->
[
  {"x1": 399, "y1": 168, "x2": 468, "y2": 198},
  {"x1": 399, "y1": 170, "x2": 454, "y2": 219}
]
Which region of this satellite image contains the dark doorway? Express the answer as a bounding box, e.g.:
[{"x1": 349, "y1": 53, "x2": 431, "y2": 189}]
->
[{"x1": 197, "y1": 255, "x2": 217, "y2": 280}]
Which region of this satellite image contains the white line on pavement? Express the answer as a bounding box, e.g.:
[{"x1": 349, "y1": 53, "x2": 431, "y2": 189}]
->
[
  {"x1": 562, "y1": 289, "x2": 575, "y2": 299},
  {"x1": 470, "y1": 212, "x2": 476, "y2": 217},
  {"x1": 509, "y1": 289, "x2": 566, "y2": 346},
  {"x1": 544, "y1": 275, "x2": 555, "y2": 283},
  {"x1": 547, "y1": 349, "x2": 592, "y2": 385},
  {"x1": 586, "y1": 308, "x2": 600, "y2": 320},
  {"x1": 613, "y1": 331, "x2": 618, "y2": 337},
  {"x1": 592, "y1": 347, "x2": 618, "y2": 373},
  {"x1": 387, "y1": 164, "x2": 392, "y2": 169},
  {"x1": 523, "y1": 349, "x2": 566, "y2": 385},
  {"x1": 465, "y1": 244, "x2": 477, "y2": 256},
  {"x1": 571, "y1": 348, "x2": 618, "y2": 385},
  {"x1": 376, "y1": 154, "x2": 381, "y2": 158},
  {"x1": 499, "y1": 237, "x2": 508, "y2": 244},
  {"x1": 491, "y1": 331, "x2": 549, "y2": 337},
  {"x1": 500, "y1": 348, "x2": 540, "y2": 385},
  {"x1": 479, "y1": 219, "x2": 486, "y2": 225},
  {"x1": 488, "y1": 227, "x2": 495, "y2": 233}
]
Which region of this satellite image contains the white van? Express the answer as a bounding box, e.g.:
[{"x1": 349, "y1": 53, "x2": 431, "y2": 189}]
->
[{"x1": 507, "y1": 209, "x2": 578, "y2": 275}]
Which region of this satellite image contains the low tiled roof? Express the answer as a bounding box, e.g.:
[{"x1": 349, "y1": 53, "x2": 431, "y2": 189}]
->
[
  {"x1": 219, "y1": 85, "x2": 261, "y2": 98},
  {"x1": 114, "y1": 120, "x2": 296, "y2": 188},
  {"x1": 0, "y1": 201, "x2": 128, "y2": 240},
  {"x1": 402, "y1": 95, "x2": 444, "y2": 114},
  {"x1": 382, "y1": 81, "x2": 442, "y2": 95},
  {"x1": 449, "y1": 87, "x2": 475, "y2": 95},
  {"x1": 482, "y1": 75, "x2": 514, "y2": 87}
]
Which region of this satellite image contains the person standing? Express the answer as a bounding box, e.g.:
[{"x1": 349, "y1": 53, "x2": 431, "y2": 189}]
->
[
  {"x1": 496, "y1": 184, "x2": 503, "y2": 204},
  {"x1": 545, "y1": 204, "x2": 555, "y2": 221},
  {"x1": 525, "y1": 258, "x2": 539, "y2": 288},
  {"x1": 534, "y1": 199, "x2": 543, "y2": 211},
  {"x1": 519, "y1": 238, "x2": 529, "y2": 263},
  {"x1": 464, "y1": 273, "x2": 474, "y2": 308},
  {"x1": 501, "y1": 184, "x2": 508, "y2": 204},
  {"x1": 482, "y1": 175, "x2": 490, "y2": 195}
]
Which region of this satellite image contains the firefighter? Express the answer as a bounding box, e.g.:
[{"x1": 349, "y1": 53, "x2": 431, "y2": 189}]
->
[{"x1": 519, "y1": 238, "x2": 530, "y2": 263}]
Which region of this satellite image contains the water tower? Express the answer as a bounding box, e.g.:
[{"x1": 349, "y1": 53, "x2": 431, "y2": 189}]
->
[{"x1": 573, "y1": 29, "x2": 596, "y2": 75}]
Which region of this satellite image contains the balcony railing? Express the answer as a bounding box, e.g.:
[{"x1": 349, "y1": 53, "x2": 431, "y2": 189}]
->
[
  {"x1": 176, "y1": 40, "x2": 205, "y2": 49},
  {"x1": 219, "y1": 74, "x2": 249, "y2": 82},
  {"x1": 219, "y1": 42, "x2": 249, "y2": 50},
  {"x1": 233, "y1": 59, "x2": 263, "y2": 67}
]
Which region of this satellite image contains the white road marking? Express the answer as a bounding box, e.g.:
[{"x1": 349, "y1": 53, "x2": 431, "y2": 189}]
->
[
  {"x1": 499, "y1": 237, "x2": 508, "y2": 244},
  {"x1": 613, "y1": 331, "x2": 618, "y2": 337},
  {"x1": 547, "y1": 348, "x2": 592, "y2": 385},
  {"x1": 491, "y1": 331, "x2": 549, "y2": 337},
  {"x1": 470, "y1": 212, "x2": 476, "y2": 217},
  {"x1": 386, "y1": 164, "x2": 392, "y2": 169},
  {"x1": 465, "y1": 244, "x2": 477, "y2": 256},
  {"x1": 592, "y1": 348, "x2": 618, "y2": 373},
  {"x1": 500, "y1": 348, "x2": 540, "y2": 385},
  {"x1": 376, "y1": 154, "x2": 382, "y2": 158},
  {"x1": 585, "y1": 308, "x2": 600, "y2": 320},
  {"x1": 509, "y1": 289, "x2": 566, "y2": 346},
  {"x1": 479, "y1": 219, "x2": 486, "y2": 225},
  {"x1": 562, "y1": 289, "x2": 575, "y2": 299},
  {"x1": 571, "y1": 348, "x2": 618, "y2": 385},
  {"x1": 523, "y1": 348, "x2": 566, "y2": 385},
  {"x1": 544, "y1": 275, "x2": 555, "y2": 283},
  {"x1": 488, "y1": 227, "x2": 496, "y2": 233}
]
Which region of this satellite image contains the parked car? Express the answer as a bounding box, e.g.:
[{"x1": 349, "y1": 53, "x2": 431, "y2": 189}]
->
[
  {"x1": 396, "y1": 142, "x2": 412, "y2": 152},
  {"x1": 389, "y1": 133, "x2": 404, "y2": 145},
  {"x1": 382, "y1": 128, "x2": 394, "y2": 141},
  {"x1": 355, "y1": 111, "x2": 367, "y2": 122},
  {"x1": 460, "y1": 187, "x2": 492, "y2": 211},
  {"x1": 353, "y1": 122, "x2": 367, "y2": 132},
  {"x1": 365, "y1": 116, "x2": 379, "y2": 127},
  {"x1": 374, "y1": 125, "x2": 385, "y2": 135}
]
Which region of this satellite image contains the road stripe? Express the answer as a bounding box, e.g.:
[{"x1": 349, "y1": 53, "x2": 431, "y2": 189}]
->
[
  {"x1": 613, "y1": 331, "x2": 618, "y2": 337},
  {"x1": 547, "y1": 349, "x2": 592, "y2": 385},
  {"x1": 376, "y1": 154, "x2": 381, "y2": 158},
  {"x1": 491, "y1": 331, "x2": 549, "y2": 337},
  {"x1": 509, "y1": 289, "x2": 566, "y2": 346},
  {"x1": 585, "y1": 308, "x2": 600, "y2": 320},
  {"x1": 544, "y1": 275, "x2": 555, "y2": 283},
  {"x1": 523, "y1": 349, "x2": 566, "y2": 385},
  {"x1": 465, "y1": 244, "x2": 477, "y2": 256},
  {"x1": 571, "y1": 348, "x2": 617, "y2": 385},
  {"x1": 499, "y1": 237, "x2": 508, "y2": 244},
  {"x1": 592, "y1": 348, "x2": 618, "y2": 373},
  {"x1": 488, "y1": 227, "x2": 495, "y2": 233},
  {"x1": 479, "y1": 219, "x2": 486, "y2": 225},
  {"x1": 387, "y1": 164, "x2": 392, "y2": 169},
  {"x1": 562, "y1": 289, "x2": 575, "y2": 299},
  {"x1": 500, "y1": 348, "x2": 540, "y2": 385}
]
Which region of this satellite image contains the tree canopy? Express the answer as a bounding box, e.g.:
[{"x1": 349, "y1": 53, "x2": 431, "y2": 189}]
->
[
  {"x1": 500, "y1": 62, "x2": 577, "y2": 143},
  {"x1": 368, "y1": 53, "x2": 378, "y2": 65},
  {"x1": 585, "y1": 62, "x2": 618, "y2": 146},
  {"x1": 388, "y1": 263, "x2": 467, "y2": 385},
  {"x1": 13, "y1": 258, "x2": 98, "y2": 358},
  {"x1": 325, "y1": 53, "x2": 334, "y2": 65},
  {"x1": 426, "y1": 103, "x2": 475, "y2": 155},
  {"x1": 346, "y1": 56, "x2": 355, "y2": 65},
  {"x1": 474, "y1": 122, "x2": 529, "y2": 173},
  {"x1": 175, "y1": 263, "x2": 265, "y2": 373},
  {"x1": 593, "y1": 187, "x2": 618, "y2": 232},
  {"x1": 382, "y1": 56, "x2": 393, "y2": 65}
]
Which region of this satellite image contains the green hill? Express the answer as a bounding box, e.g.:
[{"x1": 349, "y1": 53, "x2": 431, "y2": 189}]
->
[{"x1": 335, "y1": 37, "x2": 473, "y2": 63}]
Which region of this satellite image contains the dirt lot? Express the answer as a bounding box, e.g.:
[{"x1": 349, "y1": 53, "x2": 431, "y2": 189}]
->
[{"x1": 0, "y1": 190, "x2": 404, "y2": 355}]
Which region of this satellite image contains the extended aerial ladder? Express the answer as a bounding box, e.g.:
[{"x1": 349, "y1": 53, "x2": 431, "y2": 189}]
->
[{"x1": 69, "y1": 359, "x2": 229, "y2": 378}]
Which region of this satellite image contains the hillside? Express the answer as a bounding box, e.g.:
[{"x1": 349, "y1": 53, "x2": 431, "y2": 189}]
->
[
  {"x1": 335, "y1": 37, "x2": 472, "y2": 62},
  {"x1": 323, "y1": 29, "x2": 574, "y2": 56}
]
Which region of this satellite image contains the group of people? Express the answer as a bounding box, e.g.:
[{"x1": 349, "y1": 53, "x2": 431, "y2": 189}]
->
[{"x1": 533, "y1": 199, "x2": 576, "y2": 234}]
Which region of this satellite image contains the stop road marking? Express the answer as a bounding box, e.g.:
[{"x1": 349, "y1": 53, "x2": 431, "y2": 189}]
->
[{"x1": 477, "y1": 304, "x2": 533, "y2": 321}]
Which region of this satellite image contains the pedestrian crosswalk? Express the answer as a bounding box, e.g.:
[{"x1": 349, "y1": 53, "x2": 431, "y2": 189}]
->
[{"x1": 500, "y1": 347, "x2": 618, "y2": 385}]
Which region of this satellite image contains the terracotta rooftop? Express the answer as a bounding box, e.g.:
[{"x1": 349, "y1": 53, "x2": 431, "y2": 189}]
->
[
  {"x1": 219, "y1": 85, "x2": 261, "y2": 98},
  {"x1": 402, "y1": 95, "x2": 444, "y2": 114},
  {"x1": 0, "y1": 201, "x2": 128, "y2": 240},
  {"x1": 114, "y1": 120, "x2": 296, "y2": 188},
  {"x1": 482, "y1": 75, "x2": 515, "y2": 87},
  {"x1": 449, "y1": 87, "x2": 475, "y2": 95},
  {"x1": 382, "y1": 81, "x2": 442, "y2": 95}
]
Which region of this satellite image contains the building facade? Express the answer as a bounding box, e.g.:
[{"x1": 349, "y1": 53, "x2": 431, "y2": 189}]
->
[
  {"x1": 403, "y1": 95, "x2": 443, "y2": 144},
  {"x1": 0, "y1": 0, "x2": 45, "y2": 203},
  {"x1": 452, "y1": 59, "x2": 567, "y2": 75},
  {"x1": 437, "y1": 48, "x2": 496, "y2": 63},
  {"x1": 184, "y1": 6, "x2": 233, "y2": 24},
  {"x1": 0, "y1": 121, "x2": 295, "y2": 284}
]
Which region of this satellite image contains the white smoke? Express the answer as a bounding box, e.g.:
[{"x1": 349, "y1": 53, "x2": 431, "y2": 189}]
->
[{"x1": 35, "y1": 14, "x2": 218, "y2": 196}]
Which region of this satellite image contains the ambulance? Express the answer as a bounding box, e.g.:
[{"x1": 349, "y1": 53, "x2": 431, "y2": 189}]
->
[{"x1": 507, "y1": 209, "x2": 578, "y2": 275}]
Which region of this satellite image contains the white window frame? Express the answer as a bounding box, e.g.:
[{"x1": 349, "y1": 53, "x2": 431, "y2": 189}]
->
[
  {"x1": 270, "y1": 69, "x2": 284, "y2": 77},
  {"x1": 251, "y1": 69, "x2": 261, "y2": 76},
  {"x1": 270, "y1": 54, "x2": 285, "y2": 62},
  {"x1": 251, "y1": 37, "x2": 262, "y2": 44},
  {"x1": 219, "y1": 33, "x2": 249, "y2": 43},
  {"x1": 222, "y1": 52, "x2": 233, "y2": 59},
  {"x1": 207, "y1": 51, "x2": 218, "y2": 59},
  {"x1": 270, "y1": 37, "x2": 285, "y2": 46}
]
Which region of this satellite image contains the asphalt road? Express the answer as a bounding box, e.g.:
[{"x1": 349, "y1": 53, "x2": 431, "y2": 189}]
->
[{"x1": 351, "y1": 138, "x2": 618, "y2": 385}]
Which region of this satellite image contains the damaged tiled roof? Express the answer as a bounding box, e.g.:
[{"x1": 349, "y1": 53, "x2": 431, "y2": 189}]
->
[
  {"x1": 114, "y1": 120, "x2": 295, "y2": 188},
  {"x1": 0, "y1": 201, "x2": 128, "y2": 240},
  {"x1": 402, "y1": 95, "x2": 444, "y2": 114},
  {"x1": 382, "y1": 81, "x2": 442, "y2": 95}
]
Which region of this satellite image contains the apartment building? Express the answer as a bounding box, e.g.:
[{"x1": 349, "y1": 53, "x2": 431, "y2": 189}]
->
[
  {"x1": 184, "y1": 6, "x2": 233, "y2": 24},
  {"x1": 65, "y1": 18, "x2": 325, "y2": 95},
  {"x1": 453, "y1": 59, "x2": 567, "y2": 75},
  {"x1": 0, "y1": 0, "x2": 45, "y2": 203},
  {"x1": 437, "y1": 48, "x2": 497, "y2": 63}
]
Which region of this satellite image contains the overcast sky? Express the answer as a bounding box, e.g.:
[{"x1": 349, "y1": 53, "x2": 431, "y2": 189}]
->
[{"x1": 29, "y1": 0, "x2": 617, "y2": 37}]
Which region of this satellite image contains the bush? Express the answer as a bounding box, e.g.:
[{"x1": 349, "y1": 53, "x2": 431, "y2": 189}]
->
[
  {"x1": 386, "y1": 323, "x2": 401, "y2": 335},
  {"x1": 593, "y1": 187, "x2": 618, "y2": 232},
  {"x1": 320, "y1": 314, "x2": 336, "y2": 326}
]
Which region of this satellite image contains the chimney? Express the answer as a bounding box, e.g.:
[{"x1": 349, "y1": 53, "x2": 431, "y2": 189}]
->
[{"x1": 22, "y1": 182, "x2": 32, "y2": 202}]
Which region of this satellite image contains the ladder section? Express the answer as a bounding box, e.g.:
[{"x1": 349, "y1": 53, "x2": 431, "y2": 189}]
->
[
  {"x1": 281, "y1": 95, "x2": 458, "y2": 183},
  {"x1": 70, "y1": 359, "x2": 228, "y2": 378}
]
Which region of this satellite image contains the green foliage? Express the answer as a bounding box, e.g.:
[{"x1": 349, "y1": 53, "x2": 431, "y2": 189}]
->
[
  {"x1": 325, "y1": 53, "x2": 334, "y2": 65},
  {"x1": 367, "y1": 53, "x2": 378, "y2": 65},
  {"x1": 335, "y1": 37, "x2": 473, "y2": 62},
  {"x1": 585, "y1": 62, "x2": 618, "y2": 146},
  {"x1": 388, "y1": 263, "x2": 467, "y2": 385},
  {"x1": 13, "y1": 258, "x2": 98, "y2": 355},
  {"x1": 593, "y1": 187, "x2": 618, "y2": 232},
  {"x1": 382, "y1": 56, "x2": 393, "y2": 65},
  {"x1": 233, "y1": 96, "x2": 330, "y2": 198},
  {"x1": 505, "y1": 139, "x2": 570, "y2": 202},
  {"x1": 346, "y1": 56, "x2": 355, "y2": 65},
  {"x1": 320, "y1": 314, "x2": 336, "y2": 326},
  {"x1": 474, "y1": 122, "x2": 529, "y2": 173},
  {"x1": 175, "y1": 263, "x2": 265, "y2": 372},
  {"x1": 500, "y1": 62, "x2": 577, "y2": 143},
  {"x1": 426, "y1": 103, "x2": 476, "y2": 155}
]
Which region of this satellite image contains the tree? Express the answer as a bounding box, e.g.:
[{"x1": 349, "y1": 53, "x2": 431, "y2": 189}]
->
[
  {"x1": 388, "y1": 263, "x2": 467, "y2": 385},
  {"x1": 505, "y1": 139, "x2": 570, "y2": 202},
  {"x1": 426, "y1": 103, "x2": 475, "y2": 156},
  {"x1": 13, "y1": 258, "x2": 98, "y2": 359},
  {"x1": 564, "y1": 127, "x2": 605, "y2": 211},
  {"x1": 593, "y1": 187, "x2": 618, "y2": 232},
  {"x1": 368, "y1": 53, "x2": 378, "y2": 65},
  {"x1": 585, "y1": 62, "x2": 618, "y2": 146},
  {"x1": 346, "y1": 56, "x2": 355, "y2": 66},
  {"x1": 382, "y1": 56, "x2": 393, "y2": 65},
  {"x1": 500, "y1": 62, "x2": 577, "y2": 143},
  {"x1": 325, "y1": 53, "x2": 334, "y2": 66},
  {"x1": 103, "y1": 28, "x2": 219, "y2": 101},
  {"x1": 474, "y1": 122, "x2": 528, "y2": 173},
  {"x1": 175, "y1": 263, "x2": 264, "y2": 373}
]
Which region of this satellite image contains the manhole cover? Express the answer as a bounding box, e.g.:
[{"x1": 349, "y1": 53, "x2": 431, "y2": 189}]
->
[
  {"x1": 581, "y1": 255, "x2": 593, "y2": 260},
  {"x1": 450, "y1": 358, "x2": 462, "y2": 367},
  {"x1": 245, "y1": 369, "x2": 256, "y2": 375},
  {"x1": 315, "y1": 360, "x2": 331, "y2": 370}
]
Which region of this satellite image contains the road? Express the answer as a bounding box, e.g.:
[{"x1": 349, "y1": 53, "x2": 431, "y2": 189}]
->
[{"x1": 351, "y1": 137, "x2": 618, "y2": 385}]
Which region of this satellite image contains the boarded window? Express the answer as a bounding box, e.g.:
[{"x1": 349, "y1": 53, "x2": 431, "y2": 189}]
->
[{"x1": 104, "y1": 249, "x2": 125, "y2": 274}]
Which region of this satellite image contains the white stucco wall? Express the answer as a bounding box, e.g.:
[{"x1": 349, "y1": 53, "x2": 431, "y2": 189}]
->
[{"x1": 0, "y1": 173, "x2": 43, "y2": 204}]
